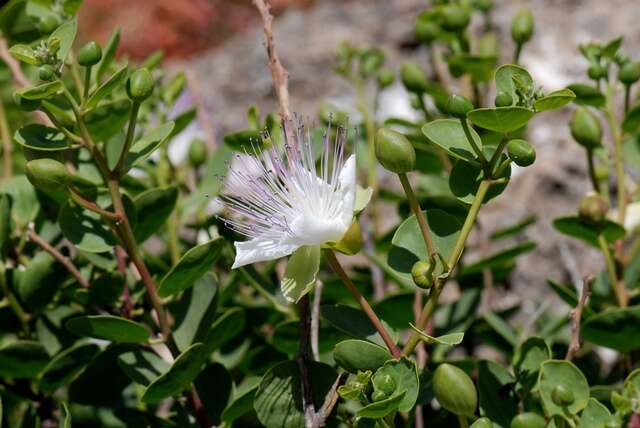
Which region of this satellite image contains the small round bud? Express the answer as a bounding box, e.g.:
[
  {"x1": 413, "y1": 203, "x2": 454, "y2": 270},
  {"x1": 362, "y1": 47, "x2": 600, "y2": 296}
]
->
[
  {"x1": 359, "y1": 48, "x2": 384, "y2": 79},
  {"x1": 441, "y1": 5, "x2": 471, "y2": 32},
  {"x1": 587, "y1": 63, "x2": 606, "y2": 80},
  {"x1": 494, "y1": 91, "x2": 513, "y2": 107},
  {"x1": 570, "y1": 107, "x2": 602, "y2": 149},
  {"x1": 371, "y1": 390, "x2": 387, "y2": 402},
  {"x1": 475, "y1": 0, "x2": 493, "y2": 13},
  {"x1": 188, "y1": 138, "x2": 207, "y2": 167},
  {"x1": 375, "y1": 128, "x2": 416, "y2": 174},
  {"x1": 411, "y1": 260, "x2": 433, "y2": 289},
  {"x1": 38, "y1": 15, "x2": 61, "y2": 34},
  {"x1": 510, "y1": 413, "x2": 546, "y2": 428},
  {"x1": 38, "y1": 65, "x2": 56, "y2": 81},
  {"x1": 25, "y1": 158, "x2": 70, "y2": 192},
  {"x1": 78, "y1": 41, "x2": 103, "y2": 67},
  {"x1": 511, "y1": 9, "x2": 534, "y2": 45},
  {"x1": 618, "y1": 61, "x2": 640, "y2": 85},
  {"x1": 550, "y1": 385, "x2": 574, "y2": 407},
  {"x1": 578, "y1": 192, "x2": 609, "y2": 225},
  {"x1": 446, "y1": 94, "x2": 474, "y2": 118},
  {"x1": 506, "y1": 139, "x2": 536, "y2": 167},
  {"x1": 433, "y1": 363, "x2": 477, "y2": 417},
  {"x1": 375, "y1": 374, "x2": 396, "y2": 396},
  {"x1": 401, "y1": 63, "x2": 429, "y2": 94},
  {"x1": 377, "y1": 68, "x2": 395, "y2": 89},
  {"x1": 415, "y1": 18, "x2": 439, "y2": 44},
  {"x1": 471, "y1": 417, "x2": 494, "y2": 428},
  {"x1": 127, "y1": 68, "x2": 154, "y2": 103}
]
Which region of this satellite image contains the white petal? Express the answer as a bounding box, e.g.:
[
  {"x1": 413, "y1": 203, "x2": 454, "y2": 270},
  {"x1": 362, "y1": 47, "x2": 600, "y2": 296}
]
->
[
  {"x1": 338, "y1": 154, "x2": 357, "y2": 227},
  {"x1": 231, "y1": 239, "x2": 298, "y2": 269}
]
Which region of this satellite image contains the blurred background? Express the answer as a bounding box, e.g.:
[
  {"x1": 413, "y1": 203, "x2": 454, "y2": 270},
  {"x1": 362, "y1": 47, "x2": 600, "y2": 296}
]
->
[{"x1": 76, "y1": 0, "x2": 640, "y2": 305}]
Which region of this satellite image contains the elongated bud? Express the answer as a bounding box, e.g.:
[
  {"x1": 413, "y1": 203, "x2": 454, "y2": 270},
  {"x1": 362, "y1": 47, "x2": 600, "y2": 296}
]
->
[
  {"x1": 26, "y1": 158, "x2": 70, "y2": 192},
  {"x1": 127, "y1": 68, "x2": 154, "y2": 102},
  {"x1": 507, "y1": 139, "x2": 536, "y2": 167},
  {"x1": 188, "y1": 138, "x2": 207, "y2": 167},
  {"x1": 550, "y1": 385, "x2": 574, "y2": 407},
  {"x1": 375, "y1": 128, "x2": 415, "y2": 174},
  {"x1": 39, "y1": 64, "x2": 56, "y2": 81},
  {"x1": 578, "y1": 192, "x2": 609, "y2": 225},
  {"x1": 471, "y1": 417, "x2": 494, "y2": 428},
  {"x1": 401, "y1": 63, "x2": 429, "y2": 94},
  {"x1": 570, "y1": 107, "x2": 602, "y2": 149},
  {"x1": 411, "y1": 260, "x2": 433, "y2": 289},
  {"x1": 415, "y1": 18, "x2": 439, "y2": 44},
  {"x1": 511, "y1": 9, "x2": 534, "y2": 45},
  {"x1": 433, "y1": 363, "x2": 478, "y2": 417},
  {"x1": 588, "y1": 63, "x2": 606, "y2": 80},
  {"x1": 618, "y1": 61, "x2": 640, "y2": 85},
  {"x1": 441, "y1": 5, "x2": 470, "y2": 32},
  {"x1": 78, "y1": 41, "x2": 102, "y2": 67},
  {"x1": 377, "y1": 68, "x2": 395, "y2": 89},
  {"x1": 446, "y1": 94, "x2": 474, "y2": 118},
  {"x1": 495, "y1": 91, "x2": 513, "y2": 107},
  {"x1": 510, "y1": 413, "x2": 546, "y2": 428}
]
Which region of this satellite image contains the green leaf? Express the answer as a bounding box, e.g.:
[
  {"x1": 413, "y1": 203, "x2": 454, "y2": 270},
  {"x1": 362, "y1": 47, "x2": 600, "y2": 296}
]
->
[
  {"x1": 58, "y1": 200, "x2": 117, "y2": 253},
  {"x1": 0, "y1": 194, "x2": 11, "y2": 258},
  {"x1": 85, "y1": 99, "x2": 131, "y2": 143},
  {"x1": 372, "y1": 358, "x2": 419, "y2": 412},
  {"x1": 66, "y1": 315, "x2": 150, "y2": 343},
  {"x1": 422, "y1": 119, "x2": 483, "y2": 163},
  {"x1": 17, "y1": 252, "x2": 57, "y2": 311},
  {"x1": 194, "y1": 363, "x2": 233, "y2": 425},
  {"x1": 18, "y1": 80, "x2": 63, "y2": 100},
  {"x1": 579, "y1": 398, "x2": 612, "y2": 428},
  {"x1": 483, "y1": 312, "x2": 517, "y2": 346},
  {"x1": 447, "y1": 54, "x2": 497, "y2": 82},
  {"x1": 14, "y1": 124, "x2": 72, "y2": 151},
  {"x1": 224, "y1": 129, "x2": 262, "y2": 152},
  {"x1": 39, "y1": 343, "x2": 100, "y2": 393},
  {"x1": 281, "y1": 245, "x2": 320, "y2": 303},
  {"x1": 97, "y1": 28, "x2": 121, "y2": 81},
  {"x1": 117, "y1": 348, "x2": 169, "y2": 386},
  {"x1": 553, "y1": 216, "x2": 625, "y2": 247},
  {"x1": 534, "y1": 88, "x2": 575, "y2": 112},
  {"x1": 566, "y1": 83, "x2": 606, "y2": 107},
  {"x1": 623, "y1": 103, "x2": 640, "y2": 134},
  {"x1": 582, "y1": 306, "x2": 640, "y2": 351},
  {"x1": 9, "y1": 44, "x2": 37, "y2": 64},
  {"x1": 50, "y1": 18, "x2": 77, "y2": 62},
  {"x1": 478, "y1": 360, "x2": 517, "y2": 427},
  {"x1": 546, "y1": 280, "x2": 596, "y2": 317},
  {"x1": 169, "y1": 107, "x2": 197, "y2": 139},
  {"x1": 321, "y1": 304, "x2": 398, "y2": 348},
  {"x1": 513, "y1": 337, "x2": 550, "y2": 394},
  {"x1": 467, "y1": 107, "x2": 535, "y2": 133},
  {"x1": 461, "y1": 242, "x2": 536, "y2": 275},
  {"x1": 333, "y1": 339, "x2": 391, "y2": 373},
  {"x1": 254, "y1": 360, "x2": 337, "y2": 428},
  {"x1": 85, "y1": 64, "x2": 128, "y2": 110},
  {"x1": 357, "y1": 391, "x2": 406, "y2": 419},
  {"x1": 449, "y1": 159, "x2": 510, "y2": 205},
  {"x1": 0, "y1": 176, "x2": 38, "y2": 228},
  {"x1": 158, "y1": 238, "x2": 225, "y2": 297},
  {"x1": 0, "y1": 341, "x2": 50, "y2": 379},
  {"x1": 126, "y1": 121, "x2": 175, "y2": 170},
  {"x1": 133, "y1": 186, "x2": 178, "y2": 242},
  {"x1": 538, "y1": 360, "x2": 589, "y2": 416},
  {"x1": 142, "y1": 343, "x2": 208, "y2": 404},
  {"x1": 490, "y1": 215, "x2": 536, "y2": 241},
  {"x1": 271, "y1": 320, "x2": 345, "y2": 356},
  {"x1": 408, "y1": 324, "x2": 464, "y2": 346},
  {"x1": 388, "y1": 209, "x2": 462, "y2": 274},
  {"x1": 495, "y1": 64, "x2": 534, "y2": 101},
  {"x1": 201, "y1": 308, "x2": 246, "y2": 353},
  {"x1": 222, "y1": 377, "x2": 261, "y2": 424}
]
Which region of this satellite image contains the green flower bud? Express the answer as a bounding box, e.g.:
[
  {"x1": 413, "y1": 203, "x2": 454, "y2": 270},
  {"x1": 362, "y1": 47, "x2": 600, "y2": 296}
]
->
[
  {"x1": 188, "y1": 138, "x2": 207, "y2": 167},
  {"x1": 578, "y1": 192, "x2": 609, "y2": 225},
  {"x1": 359, "y1": 48, "x2": 384, "y2": 79},
  {"x1": 506, "y1": 139, "x2": 536, "y2": 167},
  {"x1": 446, "y1": 94, "x2": 474, "y2": 118},
  {"x1": 550, "y1": 385, "x2": 574, "y2": 407},
  {"x1": 401, "y1": 62, "x2": 429, "y2": 94},
  {"x1": 471, "y1": 417, "x2": 494, "y2": 428},
  {"x1": 375, "y1": 374, "x2": 396, "y2": 396},
  {"x1": 78, "y1": 41, "x2": 103, "y2": 67},
  {"x1": 25, "y1": 158, "x2": 70, "y2": 192},
  {"x1": 411, "y1": 260, "x2": 433, "y2": 289},
  {"x1": 441, "y1": 5, "x2": 471, "y2": 32},
  {"x1": 377, "y1": 68, "x2": 395, "y2": 89},
  {"x1": 618, "y1": 61, "x2": 640, "y2": 85},
  {"x1": 510, "y1": 413, "x2": 546, "y2": 428},
  {"x1": 127, "y1": 68, "x2": 154, "y2": 103},
  {"x1": 38, "y1": 64, "x2": 56, "y2": 81},
  {"x1": 371, "y1": 390, "x2": 388, "y2": 402},
  {"x1": 475, "y1": 0, "x2": 494, "y2": 13},
  {"x1": 570, "y1": 107, "x2": 602, "y2": 149},
  {"x1": 375, "y1": 128, "x2": 416, "y2": 174},
  {"x1": 433, "y1": 363, "x2": 478, "y2": 417},
  {"x1": 495, "y1": 91, "x2": 513, "y2": 107},
  {"x1": 415, "y1": 18, "x2": 439, "y2": 44},
  {"x1": 511, "y1": 9, "x2": 534, "y2": 45},
  {"x1": 38, "y1": 15, "x2": 61, "y2": 34},
  {"x1": 588, "y1": 63, "x2": 606, "y2": 80}
]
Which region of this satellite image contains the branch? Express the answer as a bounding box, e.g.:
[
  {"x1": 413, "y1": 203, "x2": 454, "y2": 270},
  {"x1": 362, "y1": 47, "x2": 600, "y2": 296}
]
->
[
  {"x1": 297, "y1": 295, "x2": 318, "y2": 428},
  {"x1": 565, "y1": 276, "x2": 592, "y2": 361},
  {"x1": 316, "y1": 373, "x2": 347, "y2": 426}
]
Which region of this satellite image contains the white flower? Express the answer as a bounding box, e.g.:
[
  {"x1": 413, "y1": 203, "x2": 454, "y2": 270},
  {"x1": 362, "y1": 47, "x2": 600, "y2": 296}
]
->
[{"x1": 220, "y1": 122, "x2": 357, "y2": 301}]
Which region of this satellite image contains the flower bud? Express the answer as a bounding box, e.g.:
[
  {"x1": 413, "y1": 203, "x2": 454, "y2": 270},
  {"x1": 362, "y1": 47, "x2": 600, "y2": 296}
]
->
[
  {"x1": 471, "y1": 417, "x2": 494, "y2": 428},
  {"x1": 494, "y1": 91, "x2": 513, "y2": 107},
  {"x1": 375, "y1": 128, "x2": 416, "y2": 174},
  {"x1": 441, "y1": 5, "x2": 471, "y2": 32},
  {"x1": 77, "y1": 41, "x2": 103, "y2": 67},
  {"x1": 446, "y1": 94, "x2": 474, "y2": 119},
  {"x1": 578, "y1": 192, "x2": 609, "y2": 225},
  {"x1": 38, "y1": 65, "x2": 56, "y2": 81},
  {"x1": 433, "y1": 363, "x2": 478, "y2": 417},
  {"x1": 411, "y1": 260, "x2": 433, "y2": 289},
  {"x1": 506, "y1": 139, "x2": 536, "y2": 167},
  {"x1": 570, "y1": 107, "x2": 602, "y2": 149},
  {"x1": 510, "y1": 413, "x2": 546, "y2": 428},
  {"x1": 127, "y1": 68, "x2": 154, "y2": 103},
  {"x1": 188, "y1": 138, "x2": 207, "y2": 167},
  {"x1": 371, "y1": 390, "x2": 387, "y2": 402},
  {"x1": 377, "y1": 68, "x2": 395, "y2": 89},
  {"x1": 25, "y1": 158, "x2": 70, "y2": 192},
  {"x1": 550, "y1": 385, "x2": 574, "y2": 407},
  {"x1": 415, "y1": 18, "x2": 439, "y2": 44},
  {"x1": 401, "y1": 63, "x2": 429, "y2": 94},
  {"x1": 511, "y1": 9, "x2": 534, "y2": 45},
  {"x1": 618, "y1": 61, "x2": 640, "y2": 85},
  {"x1": 475, "y1": 0, "x2": 494, "y2": 13},
  {"x1": 587, "y1": 63, "x2": 606, "y2": 80},
  {"x1": 375, "y1": 374, "x2": 396, "y2": 396}
]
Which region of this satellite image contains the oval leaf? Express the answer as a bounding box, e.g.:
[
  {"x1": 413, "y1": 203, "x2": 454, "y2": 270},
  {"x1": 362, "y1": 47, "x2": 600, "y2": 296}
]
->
[
  {"x1": 534, "y1": 88, "x2": 576, "y2": 112},
  {"x1": 467, "y1": 107, "x2": 535, "y2": 133},
  {"x1": 0, "y1": 341, "x2": 50, "y2": 379},
  {"x1": 553, "y1": 216, "x2": 625, "y2": 247},
  {"x1": 39, "y1": 343, "x2": 100, "y2": 393},
  {"x1": 538, "y1": 360, "x2": 590, "y2": 416},
  {"x1": 422, "y1": 119, "x2": 483, "y2": 163},
  {"x1": 58, "y1": 201, "x2": 117, "y2": 253},
  {"x1": 566, "y1": 83, "x2": 606, "y2": 107},
  {"x1": 18, "y1": 81, "x2": 63, "y2": 100},
  {"x1": 495, "y1": 64, "x2": 534, "y2": 101},
  {"x1": 333, "y1": 339, "x2": 391, "y2": 373},
  {"x1": 582, "y1": 306, "x2": 640, "y2": 351},
  {"x1": 126, "y1": 121, "x2": 175, "y2": 170},
  {"x1": 133, "y1": 186, "x2": 179, "y2": 243},
  {"x1": 85, "y1": 64, "x2": 128, "y2": 111},
  {"x1": 66, "y1": 315, "x2": 150, "y2": 343},
  {"x1": 15, "y1": 124, "x2": 72, "y2": 151}
]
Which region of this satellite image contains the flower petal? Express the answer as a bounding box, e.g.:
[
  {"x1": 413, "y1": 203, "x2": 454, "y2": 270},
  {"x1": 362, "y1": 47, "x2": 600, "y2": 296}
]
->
[
  {"x1": 338, "y1": 154, "x2": 357, "y2": 227},
  {"x1": 232, "y1": 238, "x2": 298, "y2": 269},
  {"x1": 281, "y1": 245, "x2": 321, "y2": 302}
]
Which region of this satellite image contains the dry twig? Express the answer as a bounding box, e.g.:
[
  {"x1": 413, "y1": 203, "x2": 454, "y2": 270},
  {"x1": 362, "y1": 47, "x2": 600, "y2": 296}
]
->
[{"x1": 565, "y1": 275, "x2": 593, "y2": 361}]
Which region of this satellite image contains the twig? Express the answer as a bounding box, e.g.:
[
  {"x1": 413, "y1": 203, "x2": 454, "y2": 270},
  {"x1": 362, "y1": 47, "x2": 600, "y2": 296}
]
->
[
  {"x1": 298, "y1": 295, "x2": 318, "y2": 428},
  {"x1": 27, "y1": 229, "x2": 89, "y2": 289},
  {"x1": 565, "y1": 276, "x2": 592, "y2": 361},
  {"x1": 115, "y1": 246, "x2": 133, "y2": 318},
  {"x1": 316, "y1": 373, "x2": 347, "y2": 426},
  {"x1": 413, "y1": 289, "x2": 425, "y2": 428},
  {"x1": 311, "y1": 280, "x2": 323, "y2": 361}
]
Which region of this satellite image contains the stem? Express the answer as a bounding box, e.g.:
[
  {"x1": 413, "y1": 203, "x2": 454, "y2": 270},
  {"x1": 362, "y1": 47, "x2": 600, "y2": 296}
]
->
[
  {"x1": 403, "y1": 180, "x2": 491, "y2": 355},
  {"x1": 398, "y1": 173, "x2": 435, "y2": 256},
  {"x1": 0, "y1": 264, "x2": 29, "y2": 335},
  {"x1": 298, "y1": 295, "x2": 318, "y2": 428},
  {"x1": 597, "y1": 234, "x2": 627, "y2": 307},
  {"x1": 417, "y1": 94, "x2": 432, "y2": 121},
  {"x1": 113, "y1": 102, "x2": 140, "y2": 176},
  {"x1": 487, "y1": 136, "x2": 509, "y2": 177},
  {"x1": 586, "y1": 149, "x2": 600, "y2": 193},
  {"x1": 460, "y1": 119, "x2": 488, "y2": 165},
  {"x1": 605, "y1": 84, "x2": 627, "y2": 224},
  {"x1": 324, "y1": 250, "x2": 401, "y2": 358},
  {"x1": 83, "y1": 66, "x2": 92, "y2": 101},
  {"x1": 69, "y1": 59, "x2": 85, "y2": 103},
  {"x1": 624, "y1": 84, "x2": 631, "y2": 115},
  {"x1": 27, "y1": 229, "x2": 89, "y2": 289},
  {"x1": 457, "y1": 415, "x2": 469, "y2": 428},
  {"x1": 0, "y1": 98, "x2": 12, "y2": 180},
  {"x1": 514, "y1": 43, "x2": 523, "y2": 64}
]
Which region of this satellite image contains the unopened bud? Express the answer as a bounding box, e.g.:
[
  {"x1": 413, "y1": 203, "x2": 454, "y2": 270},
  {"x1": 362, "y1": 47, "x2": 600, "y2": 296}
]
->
[
  {"x1": 127, "y1": 68, "x2": 154, "y2": 103},
  {"x1": 551, "y1": 385, "x2": 574, "y2": 407},
  {"x1": 510, "y1": 413, "x2": 546, "y2": 428},
  {"x1": 433, "y1": 363, "x2": 478, "y2": 417},
  {"x1": 411, "y1": 260, "x2": 433, "y2": 289},
  {"x1": 375, "y1": 128, "x2": 416, "y2": 174},
  {"x1": 26, "y1": 158, "x2": 70, "y2": 192},
  {"x1": 401, "y1": 63, "x2": 429, "y2": 94},
  {"x1": 446, "y1": 94, "x2": 474, "y2": 119},
  {"x1": 570, "y1": 107, "x2": 602, "y2": 149},
  {"x1": 511, "y1": 9, "x2": 534, "y2": 45},
  {"x1": 78, "y1": 41, "x2": 102, "y2": 67},
  {"x1": 507, "y1": 139, "x2": 536, "y2": 167}
]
